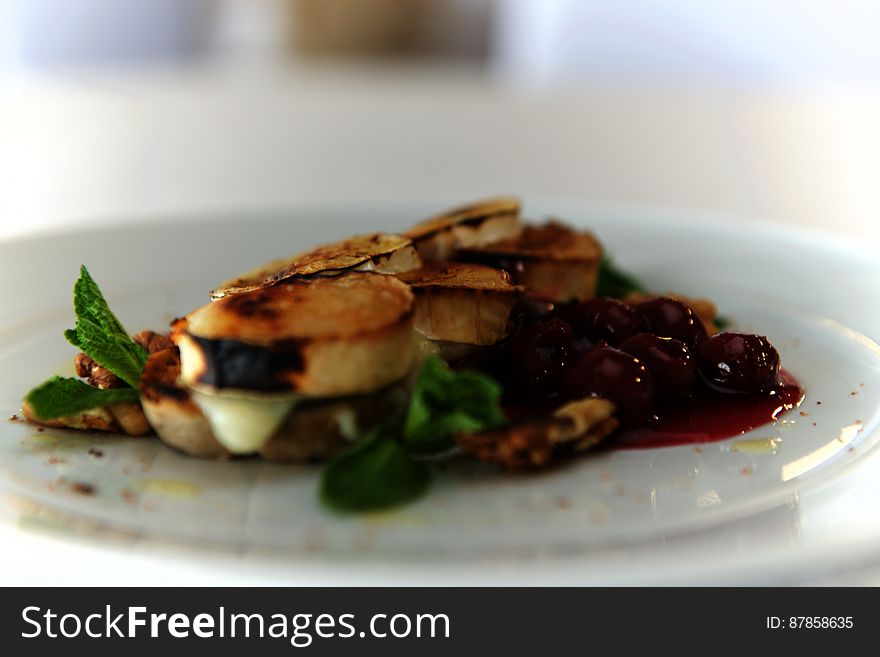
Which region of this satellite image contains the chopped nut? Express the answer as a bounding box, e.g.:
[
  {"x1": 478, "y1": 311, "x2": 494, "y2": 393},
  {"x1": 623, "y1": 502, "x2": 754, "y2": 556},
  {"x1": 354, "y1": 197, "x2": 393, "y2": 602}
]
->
[
  {"x1": 457, "y1": 398, "x2": 618, "y2": 471},
  {"x1": 553, "y1": 398, "x2": 620, "y2": 452},
  {"x1": 133, "y1": 330, "x2": 172, "y2": 354},
  {"x1": 72, "y1": 330, "x2": 171, "y2": 389},
  {"x1": 74, "y1": 353, "x2": 125, "y2": 389}
]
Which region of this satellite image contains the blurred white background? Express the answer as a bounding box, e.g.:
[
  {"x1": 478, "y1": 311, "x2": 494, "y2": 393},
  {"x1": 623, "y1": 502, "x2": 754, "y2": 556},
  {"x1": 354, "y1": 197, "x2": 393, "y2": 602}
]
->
[
  {"x1": 5, "y1": 0, "x2": 880, "y2": 86},
  {"x1": 1, "y1": 0, "x2": 879, "y2": 242}
]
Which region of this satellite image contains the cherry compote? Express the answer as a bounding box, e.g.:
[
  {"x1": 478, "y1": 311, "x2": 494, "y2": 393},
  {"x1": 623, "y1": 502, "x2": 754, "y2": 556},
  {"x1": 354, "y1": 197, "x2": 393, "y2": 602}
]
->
[
  {"x1": 561, "y1": 346, "x2": 654, "y2": 425},
  {"x1": 633, "y1": 297, "x2": 707, "y2": 347},
  {"x1": 696, "y1": 332, "x2": 780, "y2": 393},
  {"x1": 559, "y1": 298, "x2": 647, "y2": 346},
  {"x1": 618, "y1": 333, "x2": 696, "y2": 400},
  {"x1": 493, "y1": 293, "x2": 801, "y2": 448}
]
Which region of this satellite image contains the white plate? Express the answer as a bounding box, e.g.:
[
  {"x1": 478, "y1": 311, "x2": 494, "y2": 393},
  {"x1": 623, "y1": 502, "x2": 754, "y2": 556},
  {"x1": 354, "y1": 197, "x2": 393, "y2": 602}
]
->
[{"x1": 2, "y1": 201, "x2": 880, "y2": 583}]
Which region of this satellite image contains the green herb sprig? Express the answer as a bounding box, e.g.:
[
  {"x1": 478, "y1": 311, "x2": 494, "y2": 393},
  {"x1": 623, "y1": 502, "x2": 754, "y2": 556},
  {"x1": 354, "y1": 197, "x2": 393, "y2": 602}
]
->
[
  {"x1": 23, "y1": 266, "x2": 147, "y2": 420},
  {"x1": 64, "y1": 265, "x2": 148, "y2": 387},
  {"x1": 25, "y1": 377, "x2": 140, "y2": 420},
  {"x1": 402, "y1": 355, "x2": 507, "y2": 455},
  {"x1": 319, "y1": 356, "x2": 506, "y2": 513},
  {"x1": 319, "y1": 429, "x2": 431, "y2": 513}
]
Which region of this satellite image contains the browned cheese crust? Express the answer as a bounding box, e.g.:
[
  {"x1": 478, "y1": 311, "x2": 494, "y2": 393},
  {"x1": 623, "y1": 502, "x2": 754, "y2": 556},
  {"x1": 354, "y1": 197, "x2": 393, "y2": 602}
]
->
[
  {"x1": 179, "y1": 273, "x2": 416, "y2": 397},
  {"x1": 397, "y1": 262, "x2": 523, "y2": 345},
  {"x1": 457, "y1": 221, "x2": 603, "y2": 302},
  {"x1": 211, "y1": 233, "x2": 421, "y2": 299},
  {"x1": 405, "y1": 197, "x2": 523, "y2": 261}
]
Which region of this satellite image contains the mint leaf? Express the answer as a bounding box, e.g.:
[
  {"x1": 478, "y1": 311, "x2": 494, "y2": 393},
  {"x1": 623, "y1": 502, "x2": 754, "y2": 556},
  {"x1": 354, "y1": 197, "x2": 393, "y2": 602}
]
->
[
  {"x1": 318, "y1": 357, "x2": 506, "y2": 512},
  {"x1": 320, "y1": 430, "x2": 430, "y2": 513},
  {"x1": 24, "y1": 376, "x2": 140, "y2": 420},
  {"x1": 402, "y1": 356, "x2": 506, "y2": 455},
  {"x1": 65, "y1": 266, "x2": 148, "y2": 387},
  {"x1": 596, "y1": 256, "x2": 646, "y2": 298}
]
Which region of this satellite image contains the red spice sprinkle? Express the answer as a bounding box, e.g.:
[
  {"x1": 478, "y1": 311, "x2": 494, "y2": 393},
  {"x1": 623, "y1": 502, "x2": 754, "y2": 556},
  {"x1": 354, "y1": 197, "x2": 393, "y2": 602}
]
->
[
  {"x1": 36, "y1": 427, "x2": 44, "y2": 432},
  {"x1": 740, "y1": 466, "x2": 753, "y2": 476},
  {"x1": 799, "y1": 411, "x2": 809, "y2": 417},
  {"x1": 8, "y1": 414, "x2": 18, "y2": 421},
  {"x1": 851, "y1": 391, "x2": 859, "y2": 397}
]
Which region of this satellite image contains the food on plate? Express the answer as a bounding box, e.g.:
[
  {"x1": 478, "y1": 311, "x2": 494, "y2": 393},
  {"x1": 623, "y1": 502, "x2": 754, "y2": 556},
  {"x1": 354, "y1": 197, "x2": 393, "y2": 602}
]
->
[
  {"x1": 396, "y1": 262, "x2": 523, "y2": 354},
  {"x1": 456, "y1": 221, "x2": 602, "y2": 302},
  {"x1": 405, "y1": 196, "x2": 522, "y2": 261},
  {"x1": 211, "y1": 232, "x2": 421, "y2": 299},
  {"x1": 696, "y1": 332, "x2": 780, "y2": 393},
  {"x1": 138, "y1": 347, "x2": 228, "y2": 458},
  {"x1": 623, "y1": 292, "x2": 720, "y2": 335},
  {"x1": 165, "y1": 273, "x2": 415, "y2": 457},
  {"x1": 19, "y1": 197, "x2": 803, "y2": 513},
  {"x1": 457, "y1": 397, "x2": 617, "y2": 470}
]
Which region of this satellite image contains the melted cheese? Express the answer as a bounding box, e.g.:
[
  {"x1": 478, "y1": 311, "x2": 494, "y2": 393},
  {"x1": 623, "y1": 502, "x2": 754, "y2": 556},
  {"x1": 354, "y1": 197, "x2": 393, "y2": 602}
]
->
[
  {"x1": 333, "y1": 407, "x2": 360, "y2": 442},
  {"x1": 191, "y1": 391, "x2": 295, "y2": 454}
]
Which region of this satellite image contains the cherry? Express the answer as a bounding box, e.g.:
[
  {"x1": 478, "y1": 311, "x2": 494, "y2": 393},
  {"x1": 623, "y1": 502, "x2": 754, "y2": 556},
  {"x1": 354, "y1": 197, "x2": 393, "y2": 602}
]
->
[
  {"x1": 561, "y1": 346, "x2": 654, "y2": 425},
  {"x1": 634, "y1": 297, "x2": 708, "y2": 347},
  {"x1": 619, "y1": 333, "x2": 696, "y2": 400},
  {"x1": 504, "y1": 318, "x2": 573, "y2": 397},
  {"x1": 559, "y1": 298, "x2": 647, "y2": 346},
  {"x1": 696, "y1": 332, "x2": 780, "y2": 393}
]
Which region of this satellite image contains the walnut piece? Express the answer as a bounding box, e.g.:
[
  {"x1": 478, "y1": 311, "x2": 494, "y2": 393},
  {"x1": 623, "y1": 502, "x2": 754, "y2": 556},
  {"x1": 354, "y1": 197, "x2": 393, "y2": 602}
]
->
[
  {"x1": 133, "y1": 330, "x2": 172, "y2": 354},
  {"x1": 33, "y1": 329, "x2": 170, "y2": 435},
  {"x1": 456, "y1": 398, "x2": 618, "y2": 471},
  {"x1": 74, "y1": 353, "x2": 125, "y2": 389},
  {"x1": 73, "y1": 331, "x2": 171, "y2": 390}
]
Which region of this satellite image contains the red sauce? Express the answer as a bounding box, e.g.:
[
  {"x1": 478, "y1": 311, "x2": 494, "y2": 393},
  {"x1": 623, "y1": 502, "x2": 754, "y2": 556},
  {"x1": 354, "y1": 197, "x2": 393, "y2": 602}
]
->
[
  {"x1": 502, "y1": 370, "x2": 804, "y2": 450},
  {"x1": 612, "y1": 369, "x2": 804, "y2": 449}
]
